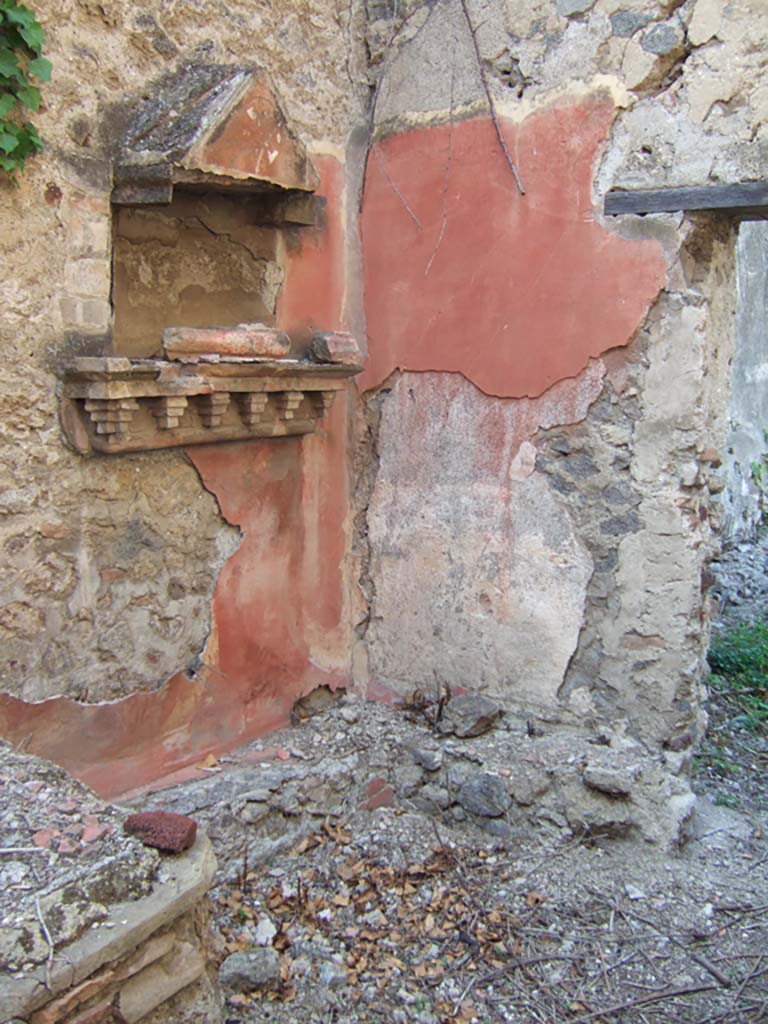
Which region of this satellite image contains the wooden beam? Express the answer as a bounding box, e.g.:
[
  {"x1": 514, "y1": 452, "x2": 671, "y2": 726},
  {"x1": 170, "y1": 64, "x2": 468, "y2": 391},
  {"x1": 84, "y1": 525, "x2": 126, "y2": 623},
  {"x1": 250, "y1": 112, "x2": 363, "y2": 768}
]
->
[{"x1": 604, "y1": 182, "x2": 768, "y2": 218}]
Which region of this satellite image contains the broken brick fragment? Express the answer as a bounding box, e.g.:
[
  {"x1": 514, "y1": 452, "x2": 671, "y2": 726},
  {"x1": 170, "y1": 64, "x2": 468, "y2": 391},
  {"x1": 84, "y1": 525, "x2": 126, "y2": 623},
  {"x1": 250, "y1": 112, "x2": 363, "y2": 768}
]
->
[
  {"x1": 124, "y1": 810, "x2": 197, "y2": 853},
  {"x1": 82, "y1": 814, "x2": 108, "y2": 844},
  {"x1": 163, "y1": 324, "x2": 291, "y2": 361},
  {"x1": 32, "y1": 827, "x2": 61, "y2": 849},
  {"x1": 360, "y1": 777, "x2": 395, "y2": 811},
  {"x1": 309, "y1": 331, "x2": 362, "y2": 367}
]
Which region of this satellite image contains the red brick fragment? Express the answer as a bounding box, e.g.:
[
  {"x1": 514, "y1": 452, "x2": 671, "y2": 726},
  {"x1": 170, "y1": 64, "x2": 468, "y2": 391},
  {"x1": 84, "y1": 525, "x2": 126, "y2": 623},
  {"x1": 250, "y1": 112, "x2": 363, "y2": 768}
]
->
[
  {"x1": 32, "y1": 827, "x2": 61, "y2": 849},
  {"x1": 124, "y1": 810, "x2": 197, "y2": 853},
  {"x1": 163, "y1": 324, "x2": 291, "y2": 361},
  {"x1": 82, "y1": 814, "x2": 108, "y2": 844},
  {"x1": 310, "y1": 331, "x2": 362, "y2": 367},
  {"x1": 360, "y1": 777, "x2": 395, "y2": 811}
]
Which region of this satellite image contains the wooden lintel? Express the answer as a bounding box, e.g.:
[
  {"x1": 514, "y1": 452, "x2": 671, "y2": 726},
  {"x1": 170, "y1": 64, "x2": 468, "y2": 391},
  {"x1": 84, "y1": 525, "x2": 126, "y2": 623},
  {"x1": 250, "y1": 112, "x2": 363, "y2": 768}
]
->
[{"x1": 604, "y1": 182, "x2": 768, "y2": 219}]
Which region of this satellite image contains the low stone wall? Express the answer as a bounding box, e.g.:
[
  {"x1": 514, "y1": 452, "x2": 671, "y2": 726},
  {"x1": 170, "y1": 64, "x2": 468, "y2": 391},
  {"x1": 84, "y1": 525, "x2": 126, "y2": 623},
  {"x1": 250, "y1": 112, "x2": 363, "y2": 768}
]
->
[{"x1": 0, "y1": 745, "x2": 221, "y2": 1024}]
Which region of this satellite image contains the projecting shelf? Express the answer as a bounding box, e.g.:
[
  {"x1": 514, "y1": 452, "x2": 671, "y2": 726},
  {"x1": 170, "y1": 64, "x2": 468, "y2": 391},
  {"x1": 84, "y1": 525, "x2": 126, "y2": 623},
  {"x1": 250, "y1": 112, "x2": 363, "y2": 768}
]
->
[{"x1": 60, "y1": 353, "x2": 361, "y2": 455}]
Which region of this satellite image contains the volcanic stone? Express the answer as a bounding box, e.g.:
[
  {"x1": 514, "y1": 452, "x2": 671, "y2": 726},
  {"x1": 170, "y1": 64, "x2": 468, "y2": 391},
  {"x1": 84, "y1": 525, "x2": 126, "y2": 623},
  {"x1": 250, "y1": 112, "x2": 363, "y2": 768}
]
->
[
  {"x1": 610, "y1": 10, "x2": 651, "y2": 36},
  {"x1": 124, "y1": 811, "x2": 197, "y2": 853},
  {"x1": 641, "y1": 22, "x2": 683, "y2": 55},
  {"x1": 458, "y1": 772, "x2": 512, "y2": 818},
  {"x1": 438, "y1": 694, "x2": 503, "y2": 738}
]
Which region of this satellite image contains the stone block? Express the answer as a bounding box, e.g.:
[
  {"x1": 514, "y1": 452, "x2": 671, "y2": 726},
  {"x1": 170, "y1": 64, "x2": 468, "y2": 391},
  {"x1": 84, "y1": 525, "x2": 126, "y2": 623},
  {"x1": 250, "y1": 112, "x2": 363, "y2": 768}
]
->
[
  {"x1": 68, "y1": 211, "x2": 110, "y2": 259},
  {"x1": 219, "y1": 948, "x2": 281, "y2": 993},
  {"x1": 688, "y1": 0, "x2": 721, "y2": 46},
  {"x1": 64, "y1": 258, "x2": 111, "y2": 298},
  {"x1": 79, "y1": 299, "x2": 112, "y2": 332},
  {"x1": 59, "y1": 294, "x2": 82, "y2": 328},
  {"x1": 411, "y1": 748, "x2": 443, "y2": 772},
  {"x1": 582, "y1": 764, "x2": 637, "y2": 798},
  {"x1": 309, "y1": 331, "x2": 362, "y2": 367},
  {"x1": 641, "y1": 22, "x2": 683, "y2": 56},
  {"x1": 117, "y1": 942, "x2": 205, "y2": 1022},
  {"x1": 124, "y1": 811, "x2": 197, "y2": 853},
  {"x1": 163, "y1": 324, "x2": 291, "y2": 361},
  {"x1": 610, "y1": 10, "x2": 651, "y2": 37}
]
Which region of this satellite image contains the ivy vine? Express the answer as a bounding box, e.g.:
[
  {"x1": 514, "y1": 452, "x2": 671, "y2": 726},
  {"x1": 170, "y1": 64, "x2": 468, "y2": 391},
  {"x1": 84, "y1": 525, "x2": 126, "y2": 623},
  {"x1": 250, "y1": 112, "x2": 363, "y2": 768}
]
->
[{"x1": 0, "y1": 0, "x2": 51, "y2": 179}]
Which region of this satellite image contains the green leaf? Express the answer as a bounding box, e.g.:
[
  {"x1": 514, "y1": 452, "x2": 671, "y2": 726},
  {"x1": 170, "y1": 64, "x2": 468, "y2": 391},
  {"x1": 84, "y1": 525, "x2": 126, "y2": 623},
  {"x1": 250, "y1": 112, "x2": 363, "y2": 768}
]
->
[
  {"x1": 27, "y1": 55, "x2": 51, "y2": 80},
  {"x1": 0, "y1": 130, "x2": 18, "y2": 152},
  {"x1": 5, "y1": 5, "x2": 36, "y2": 29},
  {"x1": 16, "y1": 83, "x2": 40, "y2": 110},
  {"x1": 0, "y1": 152, "x2": 19, "y2": 172},
  {"x1": 21, "y1": 120, "x2": 42, "y2": 149},
  {"x1": 6, "y1": 5, "x2": 44, "y2": 53},
  {"x1": 0, "y1": 92, "x2": 15, "y2": 117},
  {"x1": 0, "y1": 46, "x2": 19, "y2": 78},
  {"x1": 18, "y1": 20, "x2": 43, "y2": 53}
]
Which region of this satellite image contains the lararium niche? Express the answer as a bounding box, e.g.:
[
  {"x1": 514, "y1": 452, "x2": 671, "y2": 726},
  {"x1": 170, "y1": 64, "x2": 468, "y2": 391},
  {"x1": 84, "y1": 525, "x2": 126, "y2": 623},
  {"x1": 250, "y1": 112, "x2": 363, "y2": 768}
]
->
[{"x1": 61, "y1": 64, "x2": 361, "y2": 455}]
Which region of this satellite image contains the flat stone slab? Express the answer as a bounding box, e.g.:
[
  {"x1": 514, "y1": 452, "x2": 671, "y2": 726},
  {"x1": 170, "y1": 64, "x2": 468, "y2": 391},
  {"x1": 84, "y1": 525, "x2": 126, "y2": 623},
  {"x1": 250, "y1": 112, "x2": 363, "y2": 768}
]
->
[{"x1": 0, "y1": 743, "x2": 159, "y2": 977}]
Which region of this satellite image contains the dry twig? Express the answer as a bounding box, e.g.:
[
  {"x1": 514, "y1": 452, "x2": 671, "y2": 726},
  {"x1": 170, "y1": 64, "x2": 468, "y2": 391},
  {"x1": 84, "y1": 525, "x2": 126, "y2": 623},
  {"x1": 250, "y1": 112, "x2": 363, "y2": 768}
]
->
[
  {"x1": 458, "y1": 0, "x2": 525, "y2": 195},
  {"x1": 34, "y1": 895, "x2": 55, "y2": 990}
]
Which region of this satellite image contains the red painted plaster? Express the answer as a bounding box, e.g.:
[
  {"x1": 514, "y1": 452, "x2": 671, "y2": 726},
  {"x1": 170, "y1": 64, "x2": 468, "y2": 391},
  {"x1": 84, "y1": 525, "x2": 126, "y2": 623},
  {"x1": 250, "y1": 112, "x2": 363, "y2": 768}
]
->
[
  {"x1": 0, "y1": 156, "x2": 351, "y2": 799},
  {"x1": 195, "y1": 73, "x2": 319, "y2": 192},
  {"x1": 277, "y1": 153, "x2": 347, "y2": 341},
  {"x1": 360, "y1": 100, "x2": 666, "y2": 398}
]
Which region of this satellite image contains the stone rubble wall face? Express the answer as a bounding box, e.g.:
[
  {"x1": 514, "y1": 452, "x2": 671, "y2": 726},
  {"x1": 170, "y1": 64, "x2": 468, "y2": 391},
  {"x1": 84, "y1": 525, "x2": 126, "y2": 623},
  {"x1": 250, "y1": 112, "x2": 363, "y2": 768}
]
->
[
  {"x1": 0, "y1": 0, "x2": 367, "y2": 704},
  {"x1": 355, "y1": 0, "x2": 766, "y2": 747}
]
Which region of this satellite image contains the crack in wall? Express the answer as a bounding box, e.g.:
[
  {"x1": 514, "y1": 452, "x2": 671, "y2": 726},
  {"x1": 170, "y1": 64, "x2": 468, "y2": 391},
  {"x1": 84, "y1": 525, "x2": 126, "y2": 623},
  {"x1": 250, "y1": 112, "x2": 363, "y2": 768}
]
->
[{"x1": 352, "y1": 380, "x2": 393, "y2": 643}]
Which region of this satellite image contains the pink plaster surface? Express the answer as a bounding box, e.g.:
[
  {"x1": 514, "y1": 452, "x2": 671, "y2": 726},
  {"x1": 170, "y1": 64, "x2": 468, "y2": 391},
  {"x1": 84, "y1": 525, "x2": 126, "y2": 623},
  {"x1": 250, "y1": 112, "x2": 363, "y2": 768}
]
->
[
  {"x1": 277, "y1": 153, "x2": 347, "y2": 342},
  {"x1": 0, "y1": 157, "x2": 351, "y2": 799},
  {"x1": 360, "y1": 100, "x2": 666, "y2": 398}
]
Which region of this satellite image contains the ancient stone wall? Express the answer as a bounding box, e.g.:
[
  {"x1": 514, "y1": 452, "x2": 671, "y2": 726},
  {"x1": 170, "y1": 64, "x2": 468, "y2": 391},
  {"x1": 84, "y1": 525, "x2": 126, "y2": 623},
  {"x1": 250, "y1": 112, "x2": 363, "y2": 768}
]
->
[
  {"x1": 354, "y1": 0, "x2": 767, "y2": 757},
  {"x1": 0, "y1": 0, "x2": 368, "y2": 790},
  {"x1": 1, "y1": 0, "x2": 766, "y2": 804}
]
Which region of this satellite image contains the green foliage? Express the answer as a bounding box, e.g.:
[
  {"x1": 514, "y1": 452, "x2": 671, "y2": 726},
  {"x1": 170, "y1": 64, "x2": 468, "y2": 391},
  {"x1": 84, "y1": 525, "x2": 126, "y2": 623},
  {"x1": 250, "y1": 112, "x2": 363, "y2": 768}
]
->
[
  {"x1": 708, "y1": 622, "x2": 768, "y2": 730},
  {"x1": 0, "y1": 0, "x2": 50, "y2": 179}
]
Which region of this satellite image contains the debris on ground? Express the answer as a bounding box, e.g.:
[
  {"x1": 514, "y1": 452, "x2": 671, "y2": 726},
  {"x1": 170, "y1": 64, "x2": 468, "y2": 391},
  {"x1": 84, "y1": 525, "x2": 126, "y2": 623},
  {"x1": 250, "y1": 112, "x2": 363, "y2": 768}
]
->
[{"x1": 128, "y1": 687, "x2": 768, "y2": 1023}]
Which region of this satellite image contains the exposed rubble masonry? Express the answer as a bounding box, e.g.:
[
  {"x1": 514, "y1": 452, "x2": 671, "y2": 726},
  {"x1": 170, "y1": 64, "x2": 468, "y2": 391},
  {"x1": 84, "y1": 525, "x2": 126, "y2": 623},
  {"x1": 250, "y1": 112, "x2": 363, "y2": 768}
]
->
[
  {"x1": 0, "y1": 155, "x2": 352, "y2": 799},
  {"x1": 357, "y1": 95, "x2": 668, "y2": 708},
  {"x1": 360, "y1": 98, "x2": 666, "y2": 398}
]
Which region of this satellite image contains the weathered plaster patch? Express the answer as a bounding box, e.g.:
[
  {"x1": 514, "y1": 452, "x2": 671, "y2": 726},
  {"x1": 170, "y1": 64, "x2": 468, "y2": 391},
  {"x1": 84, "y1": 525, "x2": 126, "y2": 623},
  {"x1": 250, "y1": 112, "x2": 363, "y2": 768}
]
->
[
  {"x1": 360, "y1": 100, "x2": 666, "y2": 397},
  {"x1": 363, "y1": 368, "x2": 602, "y2": 707},
  {"x1": 0, "y1": 403, "x2": 353, "y2": 799}
]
